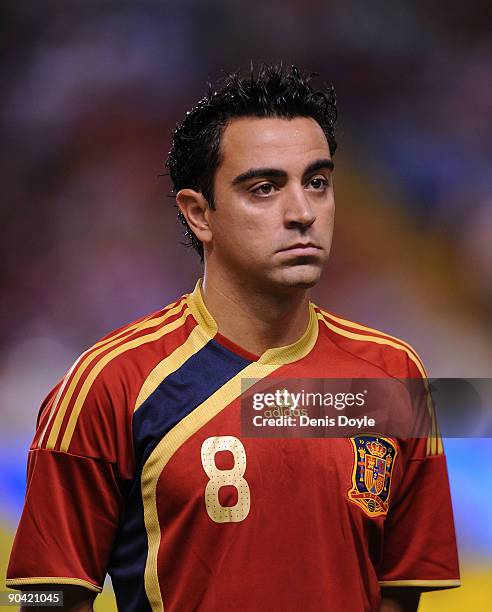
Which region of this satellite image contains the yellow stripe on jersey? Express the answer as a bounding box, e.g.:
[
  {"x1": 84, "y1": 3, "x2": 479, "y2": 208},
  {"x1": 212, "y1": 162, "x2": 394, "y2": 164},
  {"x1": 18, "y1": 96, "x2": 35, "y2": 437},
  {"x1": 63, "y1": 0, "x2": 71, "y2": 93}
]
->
[
  {"x1": 57, "y1": 309, "x2": 193, "y2": 453},
  {"x1": 141, "y1": 361, "x2": 282, "y2": 612},
  {"x1": 38, "y1": 312, "x2": 153, "y2": 448},
  {"x1": 378, "y1": 579, "x2": 461, "y2": 588},
  {"x1": 39, "y1": 299, "x2": 184, "y2": 449},
  {"x1": 318, "y1": 308, "x2": 428, "y2": 376},
  {"x1": 134, "y1": 323, "x2": 213, "y2": 412},
  {"x1": 5, "y1": 576, "x2": 103, "y2": 592},
  {"x1": 317, "y1": 312, "x2": 442, "y2": 456}
]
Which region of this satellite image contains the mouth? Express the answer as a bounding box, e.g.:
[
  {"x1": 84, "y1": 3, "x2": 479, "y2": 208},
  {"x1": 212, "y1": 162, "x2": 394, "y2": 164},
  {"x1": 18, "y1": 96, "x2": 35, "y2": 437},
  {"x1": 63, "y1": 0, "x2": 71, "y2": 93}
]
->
[{"x1": 277, "y1": 243, "x2": 322, "y2": 257}]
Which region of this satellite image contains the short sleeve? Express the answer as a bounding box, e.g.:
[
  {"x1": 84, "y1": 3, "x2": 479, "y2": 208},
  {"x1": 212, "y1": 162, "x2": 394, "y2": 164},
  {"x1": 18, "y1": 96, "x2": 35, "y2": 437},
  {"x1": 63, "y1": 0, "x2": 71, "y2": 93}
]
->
[
  {"x1": 6, "y1": 447, "x2": 123, "y2": 592},
  {"x1": 378, "y1": 446, "x2": 460, "y2": 589},
  {"x1": 378, "y1": 348, "x2": 461, "y2": 590},
  {"x1": 6, "y1": 354, "x2": 135, "y2": 593}
]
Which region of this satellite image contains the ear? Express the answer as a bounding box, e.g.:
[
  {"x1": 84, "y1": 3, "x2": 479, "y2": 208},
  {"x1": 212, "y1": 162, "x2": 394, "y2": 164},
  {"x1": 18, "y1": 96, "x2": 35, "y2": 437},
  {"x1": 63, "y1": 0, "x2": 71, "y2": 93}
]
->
[{"x1": 176, "y1": 189, "x2": 213, "y2": 245}]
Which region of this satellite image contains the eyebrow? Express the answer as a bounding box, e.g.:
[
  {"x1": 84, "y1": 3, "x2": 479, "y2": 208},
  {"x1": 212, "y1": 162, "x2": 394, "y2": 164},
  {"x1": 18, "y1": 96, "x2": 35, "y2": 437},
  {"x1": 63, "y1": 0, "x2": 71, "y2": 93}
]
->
[{"x1": 231, "y1": 158, "x2": 334, "y2": 186}]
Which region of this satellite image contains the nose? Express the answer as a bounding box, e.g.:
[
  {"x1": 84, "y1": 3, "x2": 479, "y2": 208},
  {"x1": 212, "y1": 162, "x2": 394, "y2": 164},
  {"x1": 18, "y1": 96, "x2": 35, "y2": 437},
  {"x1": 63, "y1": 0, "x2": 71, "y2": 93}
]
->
[{"x1": 283, "y1": 187, "x2": 316, "y2": 230}]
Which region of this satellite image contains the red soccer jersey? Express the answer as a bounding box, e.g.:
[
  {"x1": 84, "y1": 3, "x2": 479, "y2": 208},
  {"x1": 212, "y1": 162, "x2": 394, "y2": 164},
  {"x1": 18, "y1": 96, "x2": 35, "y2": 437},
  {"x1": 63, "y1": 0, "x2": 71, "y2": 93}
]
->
[{"x1": 7, "y1": 280, "x2": 460, "y2": 611}]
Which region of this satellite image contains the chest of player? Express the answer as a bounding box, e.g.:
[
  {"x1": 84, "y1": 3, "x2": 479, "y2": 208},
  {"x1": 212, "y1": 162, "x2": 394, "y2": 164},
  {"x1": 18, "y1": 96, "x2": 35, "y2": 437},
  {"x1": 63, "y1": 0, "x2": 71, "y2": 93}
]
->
[{"x1": 138, "y1": 399, "x2": 402, "y2": 532}]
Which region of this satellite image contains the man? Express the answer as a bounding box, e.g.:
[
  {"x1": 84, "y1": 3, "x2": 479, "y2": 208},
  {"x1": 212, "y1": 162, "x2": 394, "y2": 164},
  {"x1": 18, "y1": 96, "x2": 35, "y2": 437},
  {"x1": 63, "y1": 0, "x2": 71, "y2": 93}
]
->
[{"x1": 7, "y1": 64, "x2": 459, "y2": 611}]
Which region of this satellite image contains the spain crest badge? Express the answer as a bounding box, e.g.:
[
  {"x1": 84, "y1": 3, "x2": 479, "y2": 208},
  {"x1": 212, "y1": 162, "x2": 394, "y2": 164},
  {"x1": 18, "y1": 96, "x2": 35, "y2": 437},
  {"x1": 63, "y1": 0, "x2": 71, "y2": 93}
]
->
[{"x1": 347, "y1": 435, "x2": 398, "y2": 517}]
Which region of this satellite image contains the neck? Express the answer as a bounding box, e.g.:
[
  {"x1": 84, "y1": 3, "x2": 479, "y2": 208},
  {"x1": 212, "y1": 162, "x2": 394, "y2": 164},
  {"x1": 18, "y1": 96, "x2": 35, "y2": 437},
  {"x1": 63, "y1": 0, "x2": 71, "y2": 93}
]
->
[{"x1": 201, "y1": 269, "x2": 311, "y2": 356}]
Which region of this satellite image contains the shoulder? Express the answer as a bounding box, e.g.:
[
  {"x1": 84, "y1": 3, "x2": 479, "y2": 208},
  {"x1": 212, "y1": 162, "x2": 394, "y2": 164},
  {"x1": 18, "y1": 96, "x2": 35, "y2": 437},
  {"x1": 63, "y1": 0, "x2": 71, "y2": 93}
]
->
[
  {"x1": 34, "y1": 294, "x2": 191, "y2": 458},
  {"x1": 313, "y1": 305, "x2": 445, "y2": 456},
  {"x1": 313, "y1": 304, "x2": 427, "y2": 379}
]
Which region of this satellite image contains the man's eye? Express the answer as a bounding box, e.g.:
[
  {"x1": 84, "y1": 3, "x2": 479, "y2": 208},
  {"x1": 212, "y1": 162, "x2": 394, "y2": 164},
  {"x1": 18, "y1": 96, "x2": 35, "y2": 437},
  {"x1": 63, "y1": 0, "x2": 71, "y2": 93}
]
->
[
  {"x1": 251, "y1": 183, "x2": 276, "y2": 196},
  {"x1": 308, "y1": 177, "x2": 329, "y2": 190}
]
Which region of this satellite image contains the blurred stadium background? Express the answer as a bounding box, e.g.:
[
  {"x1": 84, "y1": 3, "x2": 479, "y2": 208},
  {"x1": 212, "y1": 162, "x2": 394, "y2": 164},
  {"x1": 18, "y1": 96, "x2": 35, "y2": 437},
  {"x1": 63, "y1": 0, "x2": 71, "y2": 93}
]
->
[{"x1": 0, "y1": 1, "x2": 491, "y2": 610}]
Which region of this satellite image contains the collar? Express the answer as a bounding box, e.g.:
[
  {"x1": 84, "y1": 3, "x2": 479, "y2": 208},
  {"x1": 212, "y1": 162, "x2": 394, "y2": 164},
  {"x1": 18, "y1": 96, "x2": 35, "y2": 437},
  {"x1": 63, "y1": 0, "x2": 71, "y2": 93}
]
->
[{"x1": 186, "y1": 279, "x2": 318, "y2": 365}]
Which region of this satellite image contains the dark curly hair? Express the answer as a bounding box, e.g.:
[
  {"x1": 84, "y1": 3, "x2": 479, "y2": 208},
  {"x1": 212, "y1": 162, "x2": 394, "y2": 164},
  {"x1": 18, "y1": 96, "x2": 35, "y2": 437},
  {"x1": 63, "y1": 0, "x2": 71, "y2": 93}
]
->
[{"x1": 166, "y1": 63, "x2": 338, "y2": 260}]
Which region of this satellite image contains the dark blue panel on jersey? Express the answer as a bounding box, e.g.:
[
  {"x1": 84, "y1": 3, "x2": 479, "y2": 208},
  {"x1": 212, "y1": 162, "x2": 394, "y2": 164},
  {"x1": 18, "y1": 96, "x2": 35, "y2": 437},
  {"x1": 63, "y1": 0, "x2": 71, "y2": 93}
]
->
[
  {"x1": 108, "y1": 338, "x2": 253, "y2": 612},
  {"x1": 133, "y1": 337, "x2": 252, "y2": 468}
]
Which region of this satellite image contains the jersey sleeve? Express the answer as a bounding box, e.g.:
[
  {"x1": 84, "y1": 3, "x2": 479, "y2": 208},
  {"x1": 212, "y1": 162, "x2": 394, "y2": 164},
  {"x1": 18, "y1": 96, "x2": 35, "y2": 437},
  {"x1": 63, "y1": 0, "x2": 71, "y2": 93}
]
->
[
  {"x1": 377, "y1": 355, "x2": 460, "y2": 589},
  {"x1": 6, "y1": 356, "x2": 135, "y2": 593}
]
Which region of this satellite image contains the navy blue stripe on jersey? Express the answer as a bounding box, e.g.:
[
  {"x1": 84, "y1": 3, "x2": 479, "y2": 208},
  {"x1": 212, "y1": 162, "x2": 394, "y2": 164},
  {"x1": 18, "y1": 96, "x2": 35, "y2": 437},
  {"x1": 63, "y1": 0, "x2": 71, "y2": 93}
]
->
[{"x1": 108, "y1": 338, "x2": 253, "y2": 612}]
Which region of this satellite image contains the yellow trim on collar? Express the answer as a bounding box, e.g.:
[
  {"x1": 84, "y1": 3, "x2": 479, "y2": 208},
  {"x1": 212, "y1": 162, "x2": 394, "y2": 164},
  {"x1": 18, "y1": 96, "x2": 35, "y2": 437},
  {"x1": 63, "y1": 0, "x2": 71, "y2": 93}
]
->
[
  {"x1": 259, "y1": 300, "x2": 318, "y2": 365},
  {"x1": 186, "y1": 279, "x2": 218, "y2": 337},
  {"x1": 187, "y1": 278, "x2": 318, "y2": 365}
]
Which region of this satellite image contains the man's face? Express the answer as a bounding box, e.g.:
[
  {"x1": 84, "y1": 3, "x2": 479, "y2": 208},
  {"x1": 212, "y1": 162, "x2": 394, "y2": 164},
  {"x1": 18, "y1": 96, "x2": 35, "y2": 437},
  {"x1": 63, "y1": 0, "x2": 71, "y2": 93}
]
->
[{"x1": 206, "y1": 116, "x2": 335, "y2": 291}]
